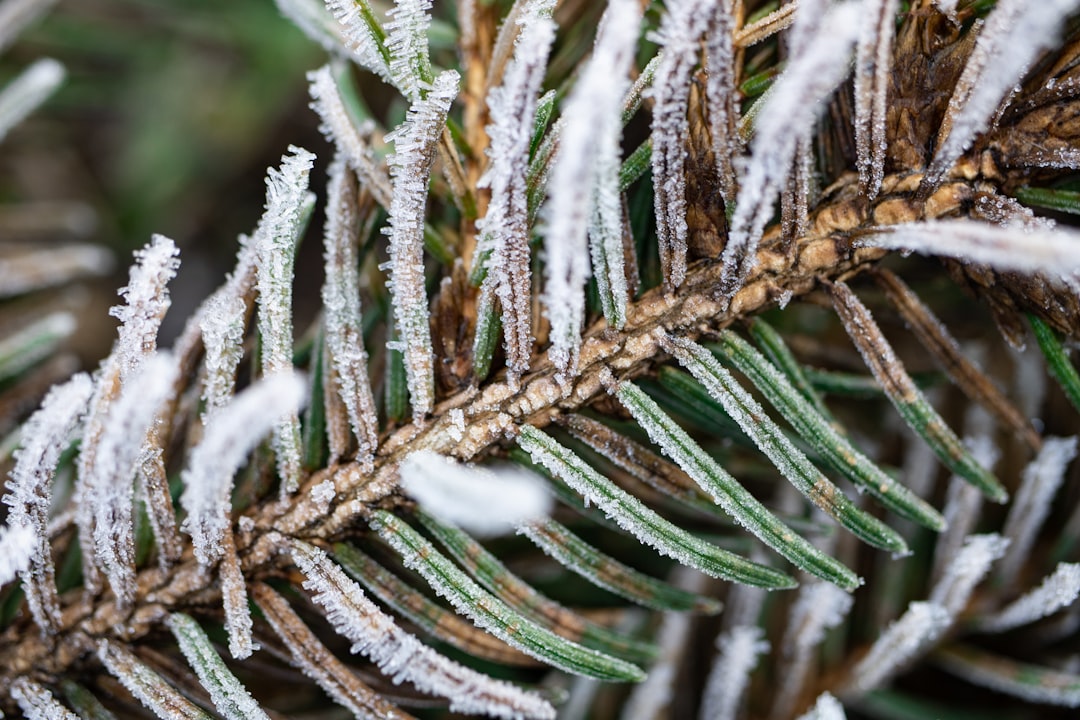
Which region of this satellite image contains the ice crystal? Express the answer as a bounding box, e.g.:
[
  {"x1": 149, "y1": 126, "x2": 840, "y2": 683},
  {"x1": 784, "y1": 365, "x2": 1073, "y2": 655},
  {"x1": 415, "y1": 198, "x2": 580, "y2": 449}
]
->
[
  {"x1": 720, "y1": 1, "x2": 862, "y2": 300},
  {"x1": 932, "y1": 0, "x2": 959, "y2": 20},
  {"x1": 254, "y1": 146, "x2": 315, "y2": 495},
  {"x1": 866, "y1": 220, "x2": 1080, "y2": 283},
  {"x1": 930, "y1": 431, "x2": 997, "y2": 583},
  {"x1": 219, "y1": 541, "x2": 254, "y2": 660},
  {"x1": 846, "y1": 601, "x2": 951, "y2": 694},
  {"x1": 3, "y1": 373, "x2": 91, "y2": 631},
  {"x1": 90, "y1": 352, "x2": 177, "y2": 608},
  {"x1": 168, "y1": 613, "x2": 269, "y2": 720},
  {"x1": 0, "y1": 57, "x2": 63, "y2": 144},
  {"x1": 0, "y1": 523, "x2": 34, "y2": 589},
  {"x1": 935, "y1": 646, "x2": 1080, "y2": 707},
  {"x1": 705, "y1": 1, "x2": 738, "y2": 208},
  {"x1": 181, "y1": 372, "x2": 306, "y2": 568},
  {"x1": 252, "y1": 583, "x2": 408, "y2": 719},
  {"x1": 854, "y1": 0, "x2": 898, "y2": 198},
  {"x1": 98, "y1": 639, "x2": 210, "y2": 720},
  {"x1": 621, "y1": 570, "x2": 705, "y2": 720},
  {"x1": 923, "y1": 0, "x2": 1080, "y2": 193},
  {"x1": 649, "y1": 0, "x2": 716, "y2": 289},
  {"x1": 322, "y1": 0, "x2": 393, "y2": 83},
  {"x1": 929, "y1": 533, "x2": 1009, "y2": 615},
  {"x1": 76, "y1": 235, "x2": 179, "y2": 594},
  {"x1": 774, "y1": 582, "x2": 853, "y2": 718},
  {"x1": 0, "y1": 243, "x2": 113, "y2": 298},
  {"x1": 384, "y1": 69, "x2": 459, "y2": 419},
  {"x1": 795, "y1": 693, "x2": 846, "y2": 720},
  {"x1": 199, "y1": 293, "x2": 246, "y2": 426},
  {"x1": 307, "y1": 64, "x2": 392, "y2": 207},
  {"x1": 291, "y1": 539, "x2": 557, "y2": 720},
  {"x1": 399, "y1": 450, "x2": 552, "y2": 537},
  {"x1": 999, "y1": 436, "x2": 1078, "y2": 580},
  {"x1": 274, "y1": 0, "x2": 345, "y2": 57},
  {"x1": 384, "y1": 0, "x2": 434, "y2": 102},
  {"x1": 699, "y1": 625, "x2": 769, "y2": 720},
  {"x1": 0, "y1": 0, "x2": 59, "y2": 54},
  {"x1": 322, "y1": 155, "x2": 379, "y2": 465},
  {"x1": 980, "y1": 563, "x2": 1080, "y2": 632},
  {"x1": 476, "y1": 0, "x2": 556, "y2": 376},
  {"x1": 541, "y1": 0, "x2": 642, "y2": 377},
  {"x1": 173, "y1": 235, "x2": 257, "y2": 369},
  {"x1": 9, "y1": 678, "x2": 77, "y2": 720}
]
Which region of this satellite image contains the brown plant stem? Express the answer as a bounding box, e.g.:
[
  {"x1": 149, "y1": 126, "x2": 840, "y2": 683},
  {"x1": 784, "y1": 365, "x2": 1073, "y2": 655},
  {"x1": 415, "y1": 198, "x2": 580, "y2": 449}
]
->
[{"x1": 0, "y1": 167, "x2": 1064, "y2": 701}]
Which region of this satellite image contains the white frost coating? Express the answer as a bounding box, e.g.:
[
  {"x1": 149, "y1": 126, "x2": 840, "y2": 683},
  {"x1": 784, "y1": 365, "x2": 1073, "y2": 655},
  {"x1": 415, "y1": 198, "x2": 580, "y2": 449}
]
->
[
  {"x1": 181, "y1": 373, "x2": 307, "y2": 567},
  {"x1": 795, "y1": 693, "x2": 847, "y2": 720},
  {"x1": 0, "y1": 0, "x2": 59, "y2": 55},
  {"x1": 936, "y1": 648, "x2": 1080, "y2": 707},
  {"x1": 476, "y1": 0, "x2": 555, "y2": 376},
  {"x1": 929, "y1": 533, "x2": 1009, "y2": 615},
  {"x1": 999, "y1": 436, "x2": 1079, "y2": 580},
  {"x1": 3, "y1": 373, "x2": 91, "y2": 632},
  {"x1": 0, "y1": 524, "x2": 34, "y2": 588},
  {"x1": 290, "y1": 539, "x2": 557, "y2": 720},
  {"x1": 172, "y1": 236, "x2": 257, "y2": 369},
  {"x1": 698, "y1": 626, "x2": 769, "y2": 720},
  {"x1": 9, "y1": 678, "x2": 78, "y2": 720},
  {"x1": 399, "y1": 450, "x2": 552, "y2": 537},
  {"x1": 255, "y1": 585, "x2": 407, "y2": 719},
  {"x1": 384, "y1": 0, "x2": 434, "y2": 102},
  {"x1": 719, "y1": 2, "x2": 862, "y2": 300},
  {"x1": 846, "y1": 601, "x2": 951, "y2": 694},
  {"x1": 773, "y1": 582, "x2": 853, "y2": 718},
  {"x1": 168, "y1": 613, "x2": 271, "y2": 720},
  {"x1": 1012, "y1": 343, "x2": 1046, "y2": 417},
  {"x1": 384, "y1": 70, "x2": 459, "y2": 420},
  {"x1": 307, "y1": 64, "x2": 392, "y2": 207},
  {"x1": 854, "y1": 0, "x2": 898, "y2": 198},
  {"x1": 91, "y1": 352, "x2": 177, "y2": 608},
  {"x1": 322, "y1": 154, "x2": 380, "y2": 465},
  {"x1": 864, "y1": 221, "x2": 1080, "y2": 283},
  {"x1": 705, "y1": 1, "x2": 738, "y2": 208},
  {"x1": 542, "y1": 0, "x2": 642, "y2": 379},
  {"x1": 220, "y1": 545, "x2": 254, "y2": 660},
  {"x1": 923, "y1": 0, "x2": 1080, "y2": 192},
  {"x1": 323, "y1": 0, "x2": 393, "y2": 83},
  {"x1": 648, "y1": 0, "x2": 714, "y2": 289},
  {"x1": 275, "y1": 0, "x2": 346, "y2": 56},
  {"x1": 99, "y1": 639, "x2": 208, "y2": 720},
  {"x1": 786, "y1": 582, "x2": 854, "y2": 652},
  {"x1": 199, "y1": 292, "x2": 246, "y2": 426},
  {"x1": 0, "y1": 244, "x2": 114, "y2": 298},
  {"x1": 930, "y1": 432, "x2": 997, "y2": 584},
  {"x1": 0, "y1": 58, "x2": 64, "y2": 144},
  {"x1": 75, "y1": 235, "x2": 178, "y2": 594},
  {"x1": 107, "y1": 235, "x2": 180, "y2": 375},
  {"x1": 980, "y1": 563, "x2": 1080, "y2": 632},
  {"x1": 620, "y1": 571, "x2": 704, "y2": 720},
  {"x1": 254, "y1": 146, "x2": 314, "y2": 495},
  {"x1": 932, "y1": 0, "x2": 959, "y2": 19}
]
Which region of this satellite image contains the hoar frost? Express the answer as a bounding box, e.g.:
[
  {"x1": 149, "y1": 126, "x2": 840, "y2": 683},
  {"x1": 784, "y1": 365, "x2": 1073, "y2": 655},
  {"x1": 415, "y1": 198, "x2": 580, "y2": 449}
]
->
[
  {"x1": 541, "y1": 0, "x2": 642, "y2": 379},
  {"x1": 181, "y1": 373, "x2": 307, "y2": 568},
  {"x1": 253, "y1": 146, "x2": 315, "y2": 495},
  {"x1": 720, "y1": 2, "x2": 862, "y2": 300},
  {"x1": 384, "y1": 70, "x2": 459, "y2": 420},
  {"x1": 399, "y1": 450, "x2": 552, "y2": 536},
  {"x1": 291, "y1": 539, "x2": 557, "y2": 719},
  {"x1": 475, "y1": 0, "x2": 556, "y2": 378}
]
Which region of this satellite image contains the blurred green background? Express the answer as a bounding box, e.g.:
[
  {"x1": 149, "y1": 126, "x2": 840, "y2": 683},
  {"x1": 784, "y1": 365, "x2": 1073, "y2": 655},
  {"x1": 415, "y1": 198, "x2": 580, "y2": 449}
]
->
[{"x1": 0, "y1": 0, "x2": 328, "y2": 343}]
